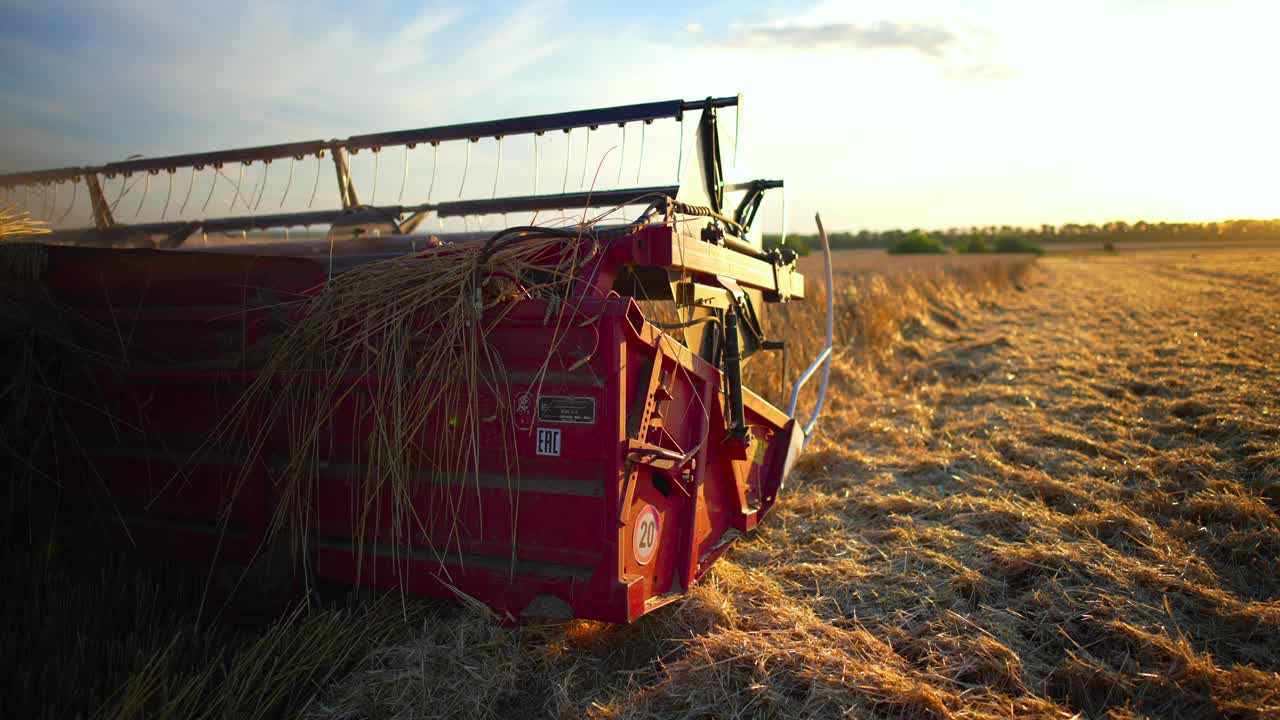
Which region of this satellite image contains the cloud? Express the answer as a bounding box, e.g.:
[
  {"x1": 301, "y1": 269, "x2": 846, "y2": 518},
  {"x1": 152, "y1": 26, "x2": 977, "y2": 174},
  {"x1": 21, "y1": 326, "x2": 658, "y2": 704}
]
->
[
  {"x1": 374, "y1": 7, "x2": 462, "y2": 76},
  {"x1": 0, "y1": 0, "x2": 573, "y2": 172},
  {"x1": 731, "y1": 21, "x2": 957, "y2": 57}
]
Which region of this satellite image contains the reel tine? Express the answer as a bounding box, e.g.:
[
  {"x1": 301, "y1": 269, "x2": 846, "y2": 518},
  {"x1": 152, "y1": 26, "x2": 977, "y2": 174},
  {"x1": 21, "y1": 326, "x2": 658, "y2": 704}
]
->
[
  {"x1": 38, "y1": 182, "x2": 52, "y2": 220},
  {"x1": 229, "y1": 163, "x2": 244, "y2": 212},
  {"x1": 56, "y1": 177, "x2": 79, "y2": 225},
  {"x1": 617, "y1": 123, "x2": 625, "y2": 186},
  {"x1": 245, "y1": 162, "x2": 262, "y2": 212},
  {"x1": 199, "y1": 166, "x2": 217, "y2": 211},
  {"x1": 371, "y1": 147, "x2": 380, "y2": 206},
  {"x1": 492, "y1": 136, "x2": 503, "y2": 199},
  {"x1": 580, "y1": 127, "x2": 591, "y2": 189},
  {"x1": 675, "y1": 115, "x2": 684, "y2": 183},
  {"x1": 110, "y1": 175, "x2": 128, "y2": 212},
  {"x1": 134, "y1": 171, "x2": 151, "y2": 218},
  {"x1": 253, "y1": 161, "x2": 271, "y2": 212},
  {"x1": 562, "y1": 128, "x2": 572, "y2": 194},
  {"x1": 459, "y1": 140, "x2": 472, "y2": 198},
  {"x1": 248, "y1": 163, "x2": 261, "y2": 212},
  {"x1": 160, "y1": 169, "x2": 174, "y2": 220},
  {"x1": 201, "y1": 166, "x2": 220, "y2": 213},
  {"x1": 636, "y1": 122, "x2": 646, "y2": 184},
  {"x1": 179, "y1": 166, "x2": 196, "y2": 216},
  {"x1": 533, "y1": 133, "x2": 540, "y2": 195},
  {"x1": 428, "y1": 143, "x2": 438, "y2": 203},
  {"x1": 308, "y1": 153, "x2": 322, "y2": 209},
  {"x1": 279, "y1": 156, "x2": 296, "y2": 209},
  {"x1": 397, "y1": 146, "x2": 409, "y2": 205}
]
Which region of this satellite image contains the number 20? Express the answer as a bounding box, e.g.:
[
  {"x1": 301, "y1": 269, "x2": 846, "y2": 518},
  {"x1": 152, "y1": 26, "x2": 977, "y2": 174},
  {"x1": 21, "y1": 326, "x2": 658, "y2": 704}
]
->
[{"x1": 639, "y1": 521, "x2": 655, "y2": 549}]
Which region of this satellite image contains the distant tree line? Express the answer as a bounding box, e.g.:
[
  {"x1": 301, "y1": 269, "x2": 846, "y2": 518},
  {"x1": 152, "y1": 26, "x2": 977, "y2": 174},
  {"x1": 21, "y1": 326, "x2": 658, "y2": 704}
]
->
[{"x1": 764, "y1": 218, "x2": 1280, "y2": 255}]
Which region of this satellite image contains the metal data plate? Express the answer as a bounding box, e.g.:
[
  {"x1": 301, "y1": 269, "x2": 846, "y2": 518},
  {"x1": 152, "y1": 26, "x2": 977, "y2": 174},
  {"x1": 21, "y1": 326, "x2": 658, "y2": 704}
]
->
[{"x1": 537, "y1": 396, "x2": 596, "y2": 424}]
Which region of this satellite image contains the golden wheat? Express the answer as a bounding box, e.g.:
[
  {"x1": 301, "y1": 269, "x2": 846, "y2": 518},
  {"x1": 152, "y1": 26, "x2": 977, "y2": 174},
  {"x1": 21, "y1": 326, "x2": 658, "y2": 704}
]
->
[{"x1": 0, "y1": 205, "x2": 49, "y2": 241}]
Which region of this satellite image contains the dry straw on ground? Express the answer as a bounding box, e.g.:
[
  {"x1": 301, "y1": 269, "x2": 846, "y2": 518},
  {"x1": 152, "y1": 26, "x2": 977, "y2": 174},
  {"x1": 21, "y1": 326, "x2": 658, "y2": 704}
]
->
[{"x1": 1, "y1": 547, "x2": 426, "y2": 720}]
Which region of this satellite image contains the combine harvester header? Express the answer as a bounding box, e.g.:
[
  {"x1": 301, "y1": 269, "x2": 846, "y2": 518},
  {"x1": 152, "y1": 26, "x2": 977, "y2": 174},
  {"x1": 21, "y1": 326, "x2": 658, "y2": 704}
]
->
[{"x1": 1, "y1": 95, "x2": 834, "y2": 623}]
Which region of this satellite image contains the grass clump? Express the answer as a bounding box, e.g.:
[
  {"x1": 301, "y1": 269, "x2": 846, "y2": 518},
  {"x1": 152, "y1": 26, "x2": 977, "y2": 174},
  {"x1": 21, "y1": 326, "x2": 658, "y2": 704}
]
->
[
  {"x1": 994, "y1": 236, "x2": 1044, "y2": 255},
  {"x1": 0, "y1": 548, "x2": 421, "y2": 720},
  {"x1": 955, "y1": 234, "x2": 991, "y2": 254},
  {"x1": 887, "y1": 230, "x2": 948, "y2": 255}
]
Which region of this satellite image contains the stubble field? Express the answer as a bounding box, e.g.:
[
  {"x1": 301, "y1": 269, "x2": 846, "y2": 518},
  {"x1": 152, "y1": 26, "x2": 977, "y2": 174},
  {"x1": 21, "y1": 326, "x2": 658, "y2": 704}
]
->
[{"x1": 6, "y1": 245, "x2": 1279, "y2": 719}]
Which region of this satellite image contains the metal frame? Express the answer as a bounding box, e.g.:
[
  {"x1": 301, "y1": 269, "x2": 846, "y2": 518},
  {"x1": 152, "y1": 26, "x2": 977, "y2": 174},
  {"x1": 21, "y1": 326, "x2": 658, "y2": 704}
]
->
[{"x1": 726, "y1": 179, "x2": 784, "y2": 233}]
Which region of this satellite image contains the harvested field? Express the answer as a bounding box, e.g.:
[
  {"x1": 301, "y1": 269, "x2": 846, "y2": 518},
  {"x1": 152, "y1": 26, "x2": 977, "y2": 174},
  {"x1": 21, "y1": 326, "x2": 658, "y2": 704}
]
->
[{"x1": 6, "y1": 245, "x2": 1279, "y2": 719}]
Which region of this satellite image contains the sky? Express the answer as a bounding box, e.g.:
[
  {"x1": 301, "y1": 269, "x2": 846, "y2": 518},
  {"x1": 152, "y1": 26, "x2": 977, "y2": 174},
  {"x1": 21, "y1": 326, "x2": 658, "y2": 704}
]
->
[{"x1": 1, "y1": 0, "x2": 1278, "y2": 234}]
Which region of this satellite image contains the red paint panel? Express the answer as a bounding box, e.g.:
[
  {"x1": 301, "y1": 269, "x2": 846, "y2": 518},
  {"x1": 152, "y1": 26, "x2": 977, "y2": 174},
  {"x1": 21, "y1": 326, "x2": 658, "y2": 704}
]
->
[{"x1": 40, "y1": 241, "x2": 797, "y2": 623}]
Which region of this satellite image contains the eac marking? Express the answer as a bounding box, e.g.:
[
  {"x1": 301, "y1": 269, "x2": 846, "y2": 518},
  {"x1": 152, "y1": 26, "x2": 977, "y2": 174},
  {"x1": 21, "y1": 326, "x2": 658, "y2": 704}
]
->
[{"x1": 536, "y1": 428, "x2": 561, "y2": 456}]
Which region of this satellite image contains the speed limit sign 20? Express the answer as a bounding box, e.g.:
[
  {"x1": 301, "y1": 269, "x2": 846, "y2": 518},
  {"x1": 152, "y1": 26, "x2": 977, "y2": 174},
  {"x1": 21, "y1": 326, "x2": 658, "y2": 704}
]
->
[{"x1": 632, "y1": 504, "x2": 660, "y2": 565}]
